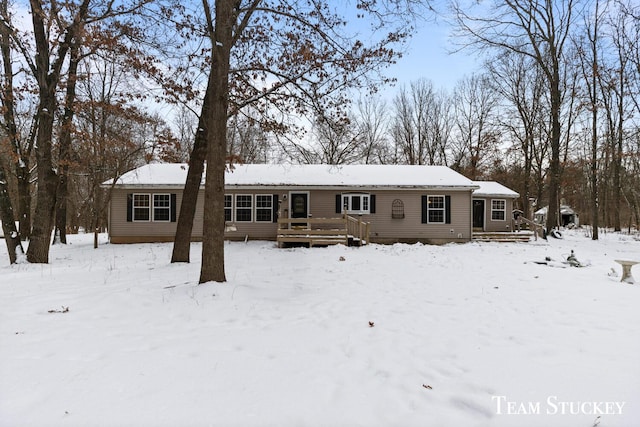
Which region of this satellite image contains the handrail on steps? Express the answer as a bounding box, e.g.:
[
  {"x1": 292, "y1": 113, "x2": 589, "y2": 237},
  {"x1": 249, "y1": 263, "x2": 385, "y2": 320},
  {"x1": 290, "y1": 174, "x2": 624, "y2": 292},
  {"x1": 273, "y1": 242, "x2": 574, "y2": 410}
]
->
[
  {"x1": 277, "y1": 214, "x2": 370, "y2": 245},
  {"x1": 516, "y1": 216, "x2": 545, "y2": 241},
  {"x1": 344, "y1": 213, "x2": 371, "y2": 245}
]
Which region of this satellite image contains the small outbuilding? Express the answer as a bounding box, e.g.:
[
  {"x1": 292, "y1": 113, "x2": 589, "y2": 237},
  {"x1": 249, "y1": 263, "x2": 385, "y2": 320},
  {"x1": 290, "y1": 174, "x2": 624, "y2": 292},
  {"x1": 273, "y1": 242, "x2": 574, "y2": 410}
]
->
[{"x1": 534, "y1": 205, "x2": 580, "y2": 227}]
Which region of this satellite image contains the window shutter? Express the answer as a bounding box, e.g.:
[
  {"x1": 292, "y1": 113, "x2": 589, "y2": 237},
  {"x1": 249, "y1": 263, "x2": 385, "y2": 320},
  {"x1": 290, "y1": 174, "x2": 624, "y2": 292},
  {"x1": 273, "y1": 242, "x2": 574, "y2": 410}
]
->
[
  {"x1": 445, "y1": 195, "x2": 451, "y2": 224},
  {"x1": 421, "y1": 195, "x2": 428, "y2": 224},
  {"x1": 170, "y1": 194, "x2": 177, "y2": 222},
  {"x1": 127, "y1": 193, "x2": 133, "y2": 222},
  {"x1": 272, "y1": 194, "x2": 279, "y2": 223},
  {"x1": 370, "y1": 195, "x2": 376, "y2": 213},
  {"x1": 335, "y1": 194, "x2": 342, "y2": 213}
]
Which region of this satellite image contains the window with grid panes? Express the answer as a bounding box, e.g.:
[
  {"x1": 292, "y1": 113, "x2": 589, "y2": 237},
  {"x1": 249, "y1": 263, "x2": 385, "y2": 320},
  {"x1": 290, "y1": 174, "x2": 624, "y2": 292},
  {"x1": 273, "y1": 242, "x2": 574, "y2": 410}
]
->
[
  {"x1": 255, "y1": 195, "x2": 273, "y2": 222},
  {"x1": 133, "y1": 194, "x2": 150, "y2": 221},
  {"x1": 235, "y1": 195, "x2": 253, "y2": 222},
  {"x1": 491, "y1": 199, "x2": 506, "y2": 221},
  {"x1": 427, "y1": 196, "x2": 445, "y2": 223},
  {"x1": 153, "y1": 194, "x2": 171, "y2": 221}
]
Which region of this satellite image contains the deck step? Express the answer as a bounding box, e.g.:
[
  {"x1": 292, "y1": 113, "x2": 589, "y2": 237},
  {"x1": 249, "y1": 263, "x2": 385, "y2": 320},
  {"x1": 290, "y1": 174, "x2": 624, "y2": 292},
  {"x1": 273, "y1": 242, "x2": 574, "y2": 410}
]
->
[
  {"x1": 277, "y1": 232, "x2": 353, "y2": 247},
  {"x1": 472, "y1": 232, "x2": 533, "y2": 243}
]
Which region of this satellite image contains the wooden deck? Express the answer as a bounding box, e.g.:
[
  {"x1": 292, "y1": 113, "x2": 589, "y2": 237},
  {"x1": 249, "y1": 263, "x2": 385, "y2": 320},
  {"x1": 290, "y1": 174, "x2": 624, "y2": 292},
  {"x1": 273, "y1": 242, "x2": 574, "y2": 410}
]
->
[
  {"x1": 472, "y1": 231, "x2": 534, "y2": 243},
  {"x1": 277, "y1": 215, "x2": 370, "y2": 248}
]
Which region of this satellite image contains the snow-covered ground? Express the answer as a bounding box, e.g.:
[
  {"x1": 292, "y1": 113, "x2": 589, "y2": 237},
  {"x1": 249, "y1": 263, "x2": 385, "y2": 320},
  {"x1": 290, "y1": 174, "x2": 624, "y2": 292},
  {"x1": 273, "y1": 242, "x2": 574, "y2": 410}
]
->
[{"x1": 1, "y1": 230, "x2": 639, "y2": 427}]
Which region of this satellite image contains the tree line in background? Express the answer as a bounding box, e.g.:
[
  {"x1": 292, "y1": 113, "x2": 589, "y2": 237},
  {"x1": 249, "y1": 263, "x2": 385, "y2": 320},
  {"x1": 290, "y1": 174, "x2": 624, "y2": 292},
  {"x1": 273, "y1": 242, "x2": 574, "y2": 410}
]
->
[{"x1": 0, "y1": 0, "x2": 639, "y2": 278}]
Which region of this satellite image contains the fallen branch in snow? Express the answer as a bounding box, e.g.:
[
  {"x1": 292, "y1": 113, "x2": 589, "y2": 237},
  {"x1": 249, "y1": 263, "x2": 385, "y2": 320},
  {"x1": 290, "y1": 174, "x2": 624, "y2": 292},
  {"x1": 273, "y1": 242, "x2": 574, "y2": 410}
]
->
[{"x1": 48, "y1": 306, "x2": 69, "y2": 314}]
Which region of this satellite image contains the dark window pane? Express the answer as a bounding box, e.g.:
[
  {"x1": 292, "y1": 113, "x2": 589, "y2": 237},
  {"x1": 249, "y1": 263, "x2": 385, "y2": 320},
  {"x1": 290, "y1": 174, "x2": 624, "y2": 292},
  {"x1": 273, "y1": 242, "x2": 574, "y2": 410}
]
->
[
  {"x1": 352, "y1": 196, "x2": 361, "y2": 210},
  {"x1": 134, "y1": 207, "x2": 150, "y2": 221}
]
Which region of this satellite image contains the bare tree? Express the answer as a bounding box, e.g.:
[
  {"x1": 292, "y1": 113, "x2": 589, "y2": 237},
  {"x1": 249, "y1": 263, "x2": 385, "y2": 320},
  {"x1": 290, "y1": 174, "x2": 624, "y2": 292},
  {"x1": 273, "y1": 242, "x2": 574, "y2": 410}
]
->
[
  {"x1": 169, "y1": 0, "x2": 418, "y2": 281},
  {"x1": 306, "y1": 112, "x2": 363, "y2": 165},
  {"x1": 487, "y1": 52, "x2": 549, "y2": 217},
  {"x1": 0, "y1": 0, "x2": 36, "y2": 241},
  {"x1": 1, "y1": 0, "x2": 152, "y2": 263},
  {"x1": 72, "y1": 52, "x2": 158, "y2": 248},
  {"x1": 170, "y1": 105, "x2": 198, "y2": 163},
  {"x1": 427, "y1": 88, "x2": 456, "y2": 167},
  {"x1": 354, "y1": 95, "x2": 391, "y2": 164},
  {"x1": 574, "y1": 0, "x2": 607, "y2": 238},
  {"x1": 451, "y1": 73, "x2": 500, "y2": 179},
  {"x1": 391, "y1": 85, "x2": 419, "y2": 164},
  {"x1": 391, "y1": 79, "x2": 451, "y2": 165},
  {"x1": 452, "y1": 0, "x2": 581, "y2": 230},
  {"x1": 603, "y1": 2, "x2": 636, "y2": 231},
  {"x1": 227, "y1": 109, "x2": 271, "y2": 163},
  {"x1": 0, "y1": 160, "x2": 24, "y2": 263}
]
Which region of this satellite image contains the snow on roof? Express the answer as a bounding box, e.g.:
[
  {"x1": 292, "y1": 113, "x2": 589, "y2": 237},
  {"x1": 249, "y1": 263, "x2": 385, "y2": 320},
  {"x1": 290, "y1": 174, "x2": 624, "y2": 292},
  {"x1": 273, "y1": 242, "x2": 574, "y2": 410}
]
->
[
  {"x1": 472, "y1": 181, "x2": 519, "y2": 198},
  {"x1": 535, "y1": 205, "x2": 578, "y2": 215},
  {"x1": 108, "y1": 163, "x2": 479, "y2": 189}
]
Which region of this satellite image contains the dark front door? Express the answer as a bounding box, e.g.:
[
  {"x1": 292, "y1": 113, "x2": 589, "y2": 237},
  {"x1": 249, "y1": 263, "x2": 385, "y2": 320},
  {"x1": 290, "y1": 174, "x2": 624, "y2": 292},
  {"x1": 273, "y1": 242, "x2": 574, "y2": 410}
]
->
[
  {"x1": 473, "y1": 199, "x2": 485, "y2": 229},
  {"x1": 290, "y1": 193, "x2": 308, "y2": 226}
]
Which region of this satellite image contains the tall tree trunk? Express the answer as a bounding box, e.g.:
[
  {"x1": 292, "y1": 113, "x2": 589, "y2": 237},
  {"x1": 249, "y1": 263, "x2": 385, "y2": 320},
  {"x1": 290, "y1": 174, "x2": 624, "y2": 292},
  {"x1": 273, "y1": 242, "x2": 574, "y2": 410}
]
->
[
  {"x1": 54, "y1": 170, "x2": 68, "y2": 244},
  {"x1": 522, "y1": 134, "x2": 533, "y2": 218},
  {"x1": 27, "y1": 100, "x2": 58, "y2": 263},
  {"x1": 54, "y1": 43, "x2": 80, "y2": 245},
  {"x1": 26, "y1": 0, "x2": 92, "y2": 262},
  {"x1": 0, "y1": 0, "x2": 32, "y2": 240},
  {"x1": 199, "y1": 0, "x2": 233, "y2": 284},
  {"x1": 26, "y1": 0, "x2": 59, "y2": 263},
  {"x1": 171, "y1": 83, "x2": 211, "y2": 263},
  {"x1": 0, "y1": 164, "x2": 24, "y2": 264},
  {"x1": 546, "y1": 65, "x2": 562, "y2": 232},
  {"x1": 590, "y1": 105, "x2": 599, "y2": 239},
  {"x1": 16, "y1": 166, "x2": 31, "y2": 240},
  {"x1": 613, "y1": 63, "x2": 624, "y2": 232},
  {"x1": 588, "y1": 2, "x2": 600, "y2": 240},
  {"x1": 92, "y1": 181, "x2": 103, "y2": 249}
]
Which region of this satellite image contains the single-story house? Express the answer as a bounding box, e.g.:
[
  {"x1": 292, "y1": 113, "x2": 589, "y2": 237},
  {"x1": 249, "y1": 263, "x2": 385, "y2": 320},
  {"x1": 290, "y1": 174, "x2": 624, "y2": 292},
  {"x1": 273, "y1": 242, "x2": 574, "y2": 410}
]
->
[
  {"x1": 534, "y1": 205, "x2": 580, "y2": 227},
  {"x1": 105, "y1": 163, "x2": 519, "y2": 244}
]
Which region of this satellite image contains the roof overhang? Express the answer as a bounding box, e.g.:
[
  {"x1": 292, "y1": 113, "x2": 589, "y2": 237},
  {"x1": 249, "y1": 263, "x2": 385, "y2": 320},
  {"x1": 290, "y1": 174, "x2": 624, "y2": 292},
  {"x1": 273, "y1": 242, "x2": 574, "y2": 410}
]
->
[{"x1": 108, "y1": 184, "x2": 479, "y2": 192}]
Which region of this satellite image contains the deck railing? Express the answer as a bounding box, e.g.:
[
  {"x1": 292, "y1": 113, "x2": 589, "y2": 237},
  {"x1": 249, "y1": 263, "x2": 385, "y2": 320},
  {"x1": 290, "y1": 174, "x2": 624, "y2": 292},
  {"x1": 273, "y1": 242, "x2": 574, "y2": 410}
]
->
[
  {"x1": 345, "y1": 214, "x2": 370, "y2": 245},
  {"x1": 517, "y1": 217, "x2": 545, "y2": 240}
]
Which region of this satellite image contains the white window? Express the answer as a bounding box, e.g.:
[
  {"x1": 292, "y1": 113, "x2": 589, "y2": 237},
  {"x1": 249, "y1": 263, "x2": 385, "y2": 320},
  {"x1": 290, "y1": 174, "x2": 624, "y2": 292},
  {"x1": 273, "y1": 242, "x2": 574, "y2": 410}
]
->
[
  {"x1": 235, "y1": 195, "x2": 253, "y2": 222},
  {"x1": 427, "y1": 195, "x2": 445, "y2": 223},
  {"x1": 255, "y1": 195, "x2": 273, "y2": 222},
  {"x1": 491, "y1": 199, "x2": 506, "y2": 221},
  {"x1": 153, "y1": 194, "x2": 171, "y2": 221},
  {"x1": 133, "y1": 194, "x2": 150, "y2": 221},
  {"x1": 341, "y1": 194, "x2": 370, "y2": 215},
  {"x1": 224, "y1": 195, "x2": 233, "y2": 222}
]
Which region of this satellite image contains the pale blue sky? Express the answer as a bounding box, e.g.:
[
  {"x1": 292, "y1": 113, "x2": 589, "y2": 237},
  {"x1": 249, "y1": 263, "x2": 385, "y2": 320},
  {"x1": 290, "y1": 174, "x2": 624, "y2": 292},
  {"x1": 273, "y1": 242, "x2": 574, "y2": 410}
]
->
[
  {"x1": 336, "y1": 1, "x2": 482, "y2": 98},
  {"x1": 382, "y1": 17, "x2": 481, "y2": 94}
]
